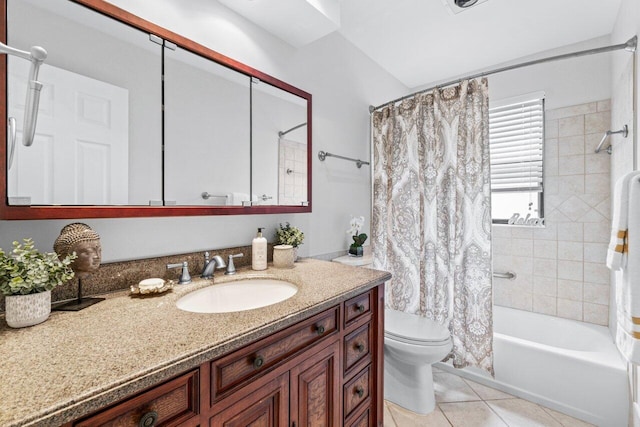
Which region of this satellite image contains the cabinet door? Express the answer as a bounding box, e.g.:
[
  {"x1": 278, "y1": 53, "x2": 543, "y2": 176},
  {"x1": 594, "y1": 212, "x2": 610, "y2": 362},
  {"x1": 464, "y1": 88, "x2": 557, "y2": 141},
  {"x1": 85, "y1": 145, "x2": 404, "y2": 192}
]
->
[
  {"x1": 290, "y1": 341, "x2": 340, "y2": 427},
  {"x1": 210, "y1": 372, "x2": 289, "y2": 427}
]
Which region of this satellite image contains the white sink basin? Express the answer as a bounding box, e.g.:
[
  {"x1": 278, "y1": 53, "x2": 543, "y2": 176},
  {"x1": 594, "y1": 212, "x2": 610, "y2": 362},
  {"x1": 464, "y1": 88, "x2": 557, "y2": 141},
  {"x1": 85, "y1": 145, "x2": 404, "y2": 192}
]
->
[{"x1": 176, "y1": 279, "x2": 298, "y2": 313}]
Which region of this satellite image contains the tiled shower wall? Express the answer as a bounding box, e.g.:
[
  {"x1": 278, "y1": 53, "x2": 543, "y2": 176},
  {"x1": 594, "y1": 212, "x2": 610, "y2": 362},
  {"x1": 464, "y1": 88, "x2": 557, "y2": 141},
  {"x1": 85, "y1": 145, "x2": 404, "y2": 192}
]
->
[{"x1": 493, "y1": 99, "x2": 612, "y2": 326}]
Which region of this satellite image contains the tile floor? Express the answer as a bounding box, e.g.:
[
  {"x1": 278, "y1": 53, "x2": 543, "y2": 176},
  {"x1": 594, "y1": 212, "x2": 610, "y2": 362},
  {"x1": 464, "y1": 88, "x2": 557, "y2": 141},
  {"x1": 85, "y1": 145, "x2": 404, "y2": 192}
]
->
[{"x1": 383, "y1": 369, "x2": 595, "y2": 426}]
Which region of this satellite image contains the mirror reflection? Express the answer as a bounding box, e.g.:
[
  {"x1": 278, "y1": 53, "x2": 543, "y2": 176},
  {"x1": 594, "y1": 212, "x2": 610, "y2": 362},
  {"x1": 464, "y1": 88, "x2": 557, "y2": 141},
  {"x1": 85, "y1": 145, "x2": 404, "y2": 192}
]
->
[
  {"x1": 252, "y1": 80, "x2": 308, "y2": 206},
  {"x1": 7, "y1": 0, "x2": 162, "y2": 206},
  {"x1": 3, "y1": 0, "x2": 311, "y2": 214},
  {"x1": 164, "y1": 46, "x2": 251, "y2": 206}
]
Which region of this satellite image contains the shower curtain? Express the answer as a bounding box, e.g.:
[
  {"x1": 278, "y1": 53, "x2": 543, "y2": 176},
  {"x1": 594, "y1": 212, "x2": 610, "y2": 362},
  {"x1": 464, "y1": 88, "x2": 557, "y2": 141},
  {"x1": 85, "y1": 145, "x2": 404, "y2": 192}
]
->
[{"x1": 372, "y1": 78, "x2": 493, "y2": 373}]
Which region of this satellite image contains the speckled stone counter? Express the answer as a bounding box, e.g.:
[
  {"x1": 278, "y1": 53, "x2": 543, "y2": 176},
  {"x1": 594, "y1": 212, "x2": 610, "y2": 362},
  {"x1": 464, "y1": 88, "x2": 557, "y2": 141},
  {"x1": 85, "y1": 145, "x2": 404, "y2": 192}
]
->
[{"x1": 0, "y1": 258, "x2": 390, "y2": 427}]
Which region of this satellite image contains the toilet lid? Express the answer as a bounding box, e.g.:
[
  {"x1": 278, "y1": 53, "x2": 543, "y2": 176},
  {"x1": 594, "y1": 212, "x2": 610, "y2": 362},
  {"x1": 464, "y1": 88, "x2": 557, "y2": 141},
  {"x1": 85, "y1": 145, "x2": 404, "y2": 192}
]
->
[{"x1": 385, "y1": 309, "x2": 450, "y2": 344}]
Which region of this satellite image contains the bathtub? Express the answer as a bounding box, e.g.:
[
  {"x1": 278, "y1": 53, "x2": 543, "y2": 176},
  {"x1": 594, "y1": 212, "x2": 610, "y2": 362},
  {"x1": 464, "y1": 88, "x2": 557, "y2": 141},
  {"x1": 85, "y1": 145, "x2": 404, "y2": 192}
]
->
[{"x1": 435, "y1": 306, "x2": 629, "y2": 426}]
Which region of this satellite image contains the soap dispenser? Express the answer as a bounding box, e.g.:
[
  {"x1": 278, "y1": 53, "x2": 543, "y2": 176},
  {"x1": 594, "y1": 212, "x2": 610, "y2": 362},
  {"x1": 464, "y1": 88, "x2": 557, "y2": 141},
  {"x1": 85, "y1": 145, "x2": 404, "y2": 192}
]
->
[{"x1": 252, "y1": 228, "x2": 267, "y2": 270}]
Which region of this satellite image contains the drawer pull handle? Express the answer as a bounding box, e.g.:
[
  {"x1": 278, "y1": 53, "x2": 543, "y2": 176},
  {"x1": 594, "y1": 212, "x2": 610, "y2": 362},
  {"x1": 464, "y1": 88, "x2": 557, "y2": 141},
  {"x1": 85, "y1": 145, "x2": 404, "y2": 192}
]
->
[
  {"x1": 316, "y1": 325, "x2": 325, "y2": 335},
  {"x1": 356, "y1": 304, "x2": 365, "y2": 313},
  {"x1": 139, "y1": 411, "x2": 158, "y2": 427},
  {"x1": 253, "y1": 355, "x2": 265, "y2": 369},
  {"x1": 355, "y1": 386, "x2": 364, "y2": 398},
  {"x1": 356, "y1": 343, "x2": 365, "y2": 352}
]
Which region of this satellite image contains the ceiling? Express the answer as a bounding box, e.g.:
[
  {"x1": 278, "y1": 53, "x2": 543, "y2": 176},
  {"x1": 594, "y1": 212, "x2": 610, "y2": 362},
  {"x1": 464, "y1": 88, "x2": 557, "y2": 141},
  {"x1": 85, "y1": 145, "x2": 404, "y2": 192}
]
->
[{"x1": 220, "y1": 0, "x2": 623, "y2": 89}]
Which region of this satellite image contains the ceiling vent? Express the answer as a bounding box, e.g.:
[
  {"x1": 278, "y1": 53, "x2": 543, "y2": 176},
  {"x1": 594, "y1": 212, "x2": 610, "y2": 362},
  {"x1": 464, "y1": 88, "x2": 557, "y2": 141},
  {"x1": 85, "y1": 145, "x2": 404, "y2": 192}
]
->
[{"x1": 441, "y1": 0, "x2": 490, "y2": 15}]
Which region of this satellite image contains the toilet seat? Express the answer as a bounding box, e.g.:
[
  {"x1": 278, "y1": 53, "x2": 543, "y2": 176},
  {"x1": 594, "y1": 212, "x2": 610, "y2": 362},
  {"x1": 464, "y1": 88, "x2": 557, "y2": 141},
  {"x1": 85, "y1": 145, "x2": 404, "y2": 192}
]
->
[{"x1": 385, "y1": 309, "x2": 450, "y2": 345}]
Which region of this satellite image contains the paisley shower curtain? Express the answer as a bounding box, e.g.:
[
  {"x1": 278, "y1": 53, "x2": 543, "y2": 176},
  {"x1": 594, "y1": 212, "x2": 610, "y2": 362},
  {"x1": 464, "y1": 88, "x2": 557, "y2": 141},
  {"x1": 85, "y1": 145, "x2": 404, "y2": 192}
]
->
[{"x1": 372, "y1": 78, "x2": 493, "y2": 373}]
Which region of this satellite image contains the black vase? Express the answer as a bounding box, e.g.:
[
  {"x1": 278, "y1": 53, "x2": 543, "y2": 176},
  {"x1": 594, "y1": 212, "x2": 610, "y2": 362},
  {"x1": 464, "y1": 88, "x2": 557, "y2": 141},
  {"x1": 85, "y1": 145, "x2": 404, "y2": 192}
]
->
[{"x1": 348, "y1": 246, "x2": 363, "y2": 257}]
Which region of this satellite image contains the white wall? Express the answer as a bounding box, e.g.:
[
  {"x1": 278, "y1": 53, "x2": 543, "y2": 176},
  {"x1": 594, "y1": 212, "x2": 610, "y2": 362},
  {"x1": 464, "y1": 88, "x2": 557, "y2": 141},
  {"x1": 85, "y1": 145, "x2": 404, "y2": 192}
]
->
[{"x1": 0, "y1": 0, "x2": 408, "y2": 262}]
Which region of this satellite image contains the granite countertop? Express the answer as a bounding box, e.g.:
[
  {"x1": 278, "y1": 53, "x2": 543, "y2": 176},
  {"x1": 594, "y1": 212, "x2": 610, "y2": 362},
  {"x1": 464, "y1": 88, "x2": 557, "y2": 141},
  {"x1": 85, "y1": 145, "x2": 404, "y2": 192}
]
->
[{"x1": 0, "y1": 258, "x2": 391, "y2": 427}]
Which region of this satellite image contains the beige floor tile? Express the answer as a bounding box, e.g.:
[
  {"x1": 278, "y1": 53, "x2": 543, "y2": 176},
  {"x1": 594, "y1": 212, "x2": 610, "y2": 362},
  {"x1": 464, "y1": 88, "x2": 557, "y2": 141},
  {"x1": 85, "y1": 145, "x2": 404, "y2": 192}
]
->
[
  {"x1": 486, "y1": 398, "x2": 563, "y2": 427},
  {"x1": 434, "y1": 373, "x2": 481, "y2": 403},
  {"x1": 386, "y1": 401, "x2": 452, "y2": 426},
  {"x1": 540, "y1": 406, "x2": 596, "y2": 427},
  {"x1": 384, "y1": 401, "x2": 397, "y2": 427},
  {"x1": 439, "y1": 401, "x2": 508, "y2": 426},
  {"x1": 462, "y1": 379, "x2": 514, "y2": 401}
]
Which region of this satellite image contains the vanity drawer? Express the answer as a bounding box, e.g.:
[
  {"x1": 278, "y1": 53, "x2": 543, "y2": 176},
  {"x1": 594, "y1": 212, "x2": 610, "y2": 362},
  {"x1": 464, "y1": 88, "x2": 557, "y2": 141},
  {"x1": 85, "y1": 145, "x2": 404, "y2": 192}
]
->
[
  {"x1": 347, "y1": 408, "x2": 370, "y2": 427},
  {"x1": 344, "y1": 321, "x2": 372, "y2": 374},
  {"x1": 74, "y1": 370, "x2": 199, "y2": 427},
  {"x1": 343, "y1": 365, "x2": 371, "y2": 420},
  {"x1": 211, "y1": 306, "x2": 339, "y2": 400},
  {"x1": 344, "y1": 291, "x2": 372, "y2": 328}
]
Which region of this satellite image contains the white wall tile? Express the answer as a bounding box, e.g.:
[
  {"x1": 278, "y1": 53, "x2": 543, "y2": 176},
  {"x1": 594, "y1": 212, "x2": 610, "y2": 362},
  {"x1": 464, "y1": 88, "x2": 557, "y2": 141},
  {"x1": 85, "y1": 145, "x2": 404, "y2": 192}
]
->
[
  {"x1": 547, "y1": 103, "x2": 597, "y2": 120},
  {"x1": 533, "y1": 258, "x2": 557, "y2": 278},
  {"x1": 583, "y1": 223, "x2": 609, "y2": 243},
  {"x1": 584, "y1": 111, "x2": 611, "y2": 134},
  {"x1": 583, "y1": 283, "x2": 610, "y2": 305},
  {"x1": 558, "y1": 175, "x2": 585, "y2": 194},
  {"x1": 558, "y1": 241, "x2": 583, "y2": 261},
  {"x1": 558, "y1": 135, "x2": 586, "y2": 156},
  {"x1": 557, "y1": 298, "x2": 583, "y2": 321},
  {"x1": 584, "y1": 173, "x2": 610, "y2": 194},
  {"x1": 491, "y1": 99, "x2": 611, "y2": 326},
  {"x1": 557, "y1": 279, "x2": 583, "y2": 301},
  {"x1": 597, "y1": 99, "x2": 611, "y2": 112},
  {"x1": 558, "y1": 155, "x2": 585, "y2": 175},
  {"x1": 583, "y1": 302, "x2": 608, "y2": 326},
  {"x1": 559, "y1": 115, "x2": 585, "y2": 137},
  {"x1": 512, "y1": 238, "x2": 533, "y2": 254},
  {"x1": 534, "y1": 239, "x2": 557, "y2": 259},
  {"x1": 533, "y1": 275, "x2": 557, "y2": 297},
  {"x1": 558, "y1": 260, "x2": 583, "y2": 281},
  {"x1": 533, "y1": 294, "x2": 557, "y2": 316},
  {"x1": 584, "y1": 242, "x2": 607, "y2": 263},
  {"x1": 583, "y1": 262, "x2": 610, "y2": 285},
  {"x1": 557, "y1": 222, "x2": 584, "y2": 242},
  {"x1": 533, "y1": 223, "x2": 557, "y2": 240}
]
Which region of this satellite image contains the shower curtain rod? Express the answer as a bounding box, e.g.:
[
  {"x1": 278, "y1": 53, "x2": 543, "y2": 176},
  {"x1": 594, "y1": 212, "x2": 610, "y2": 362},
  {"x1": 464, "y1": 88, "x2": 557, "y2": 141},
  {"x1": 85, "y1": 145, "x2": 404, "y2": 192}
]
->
[
  {"x1": 370, "y1": 36, "x2": 638, "y2": 113},
  {"x1": 278, "y1": 122, "x2": 307, "y2": 137}
]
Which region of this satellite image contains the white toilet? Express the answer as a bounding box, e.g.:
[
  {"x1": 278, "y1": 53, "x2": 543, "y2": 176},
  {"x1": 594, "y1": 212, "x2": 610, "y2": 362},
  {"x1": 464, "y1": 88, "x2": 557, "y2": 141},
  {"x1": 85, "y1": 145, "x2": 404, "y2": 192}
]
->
[{"x1": 332, "y1": 252, "x2": 453, "y2": 414}]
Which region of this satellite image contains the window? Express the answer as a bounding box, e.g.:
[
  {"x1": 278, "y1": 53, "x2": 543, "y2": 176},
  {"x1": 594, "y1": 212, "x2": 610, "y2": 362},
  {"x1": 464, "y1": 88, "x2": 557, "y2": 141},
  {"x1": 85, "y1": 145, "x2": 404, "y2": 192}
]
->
[{"x1": 489, "y1": 94, "x2": 544, "y2": 225}]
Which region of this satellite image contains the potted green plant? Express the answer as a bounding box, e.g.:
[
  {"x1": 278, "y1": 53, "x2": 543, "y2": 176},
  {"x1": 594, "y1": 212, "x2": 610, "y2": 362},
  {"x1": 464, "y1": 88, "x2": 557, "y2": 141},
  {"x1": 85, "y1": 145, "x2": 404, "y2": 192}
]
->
[
  {"x1": 0, "y1": 238, "x2": 76, "y2": 328},
  {"x1": 275, "y1": 223, "x2": 304, "y2": 261},
  {"x1": 347, "y1": 216, "x2": 367, "y2": 257}
]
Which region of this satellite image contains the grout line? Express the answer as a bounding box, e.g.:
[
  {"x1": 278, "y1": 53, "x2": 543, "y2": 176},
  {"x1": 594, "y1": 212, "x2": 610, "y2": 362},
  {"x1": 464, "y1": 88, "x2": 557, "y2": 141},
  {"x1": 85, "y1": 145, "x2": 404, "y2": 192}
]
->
[{"x1": 436, "y1": 403, "x2": 455, "y2": 426}]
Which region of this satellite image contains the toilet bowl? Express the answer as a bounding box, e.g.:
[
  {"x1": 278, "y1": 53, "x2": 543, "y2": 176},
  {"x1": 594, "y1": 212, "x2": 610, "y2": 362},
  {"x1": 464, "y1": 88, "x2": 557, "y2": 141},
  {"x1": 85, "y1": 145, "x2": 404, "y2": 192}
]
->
[
  {"x1": 384, "y1": 308, "x2": 452, "y2": 414},
  {"x1": 332, "y1": 253, "x2": 452, "y2": 414}
]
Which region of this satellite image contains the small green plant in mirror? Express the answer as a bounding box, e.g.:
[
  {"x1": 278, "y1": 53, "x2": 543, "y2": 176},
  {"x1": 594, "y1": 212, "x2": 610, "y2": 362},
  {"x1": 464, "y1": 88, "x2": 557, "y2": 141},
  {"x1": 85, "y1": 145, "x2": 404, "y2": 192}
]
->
[
  {"x1": 275, "y1": 223, "x2": 305, "y2": 248},
  {"x1": 0, "y1": 239, "x2": 76, "y2": 296}
]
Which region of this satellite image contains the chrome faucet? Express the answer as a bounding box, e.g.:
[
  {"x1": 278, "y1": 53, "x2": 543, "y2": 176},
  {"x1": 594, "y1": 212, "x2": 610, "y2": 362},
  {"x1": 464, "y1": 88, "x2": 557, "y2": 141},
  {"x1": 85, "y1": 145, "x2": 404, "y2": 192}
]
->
[
  {"x1": 225, "y1": 253, "x2": 244, "y2": 275},
  {"x1": 201, "y1": 251, "x2": 226, "y2": 279},
  {"x1": 166, "y1": 261, "x2": 191, "y2": 284}
]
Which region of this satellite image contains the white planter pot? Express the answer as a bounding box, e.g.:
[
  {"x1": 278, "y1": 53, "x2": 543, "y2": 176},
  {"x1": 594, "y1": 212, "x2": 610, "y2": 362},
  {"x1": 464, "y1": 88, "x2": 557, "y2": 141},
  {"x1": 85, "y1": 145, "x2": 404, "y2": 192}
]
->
[{"x1": 5, "y1": 290, "x2": 51, "y2": 328}]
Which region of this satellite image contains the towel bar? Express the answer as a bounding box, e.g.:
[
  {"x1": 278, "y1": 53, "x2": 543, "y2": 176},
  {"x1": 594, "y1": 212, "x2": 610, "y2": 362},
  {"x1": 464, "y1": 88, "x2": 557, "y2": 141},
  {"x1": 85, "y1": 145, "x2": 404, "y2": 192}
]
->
[{"x1": 493, "y1": 271, "x2": 516, "y2": 280}]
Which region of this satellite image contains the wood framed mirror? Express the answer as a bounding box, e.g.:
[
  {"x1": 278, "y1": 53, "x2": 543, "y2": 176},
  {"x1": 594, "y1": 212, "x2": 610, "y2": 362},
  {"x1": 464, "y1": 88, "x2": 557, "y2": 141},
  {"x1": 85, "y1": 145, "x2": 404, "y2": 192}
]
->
[{"x1": 0, "y1": 0, "x2": 312, "y2": 219}]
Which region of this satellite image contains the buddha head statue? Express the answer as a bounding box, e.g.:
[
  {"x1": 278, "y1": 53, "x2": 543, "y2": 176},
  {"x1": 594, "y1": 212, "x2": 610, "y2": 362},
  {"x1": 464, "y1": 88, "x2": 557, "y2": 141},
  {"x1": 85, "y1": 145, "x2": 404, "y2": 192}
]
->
[{"x1": 54, "y1": 223, "x2": 102, "y2": 278}]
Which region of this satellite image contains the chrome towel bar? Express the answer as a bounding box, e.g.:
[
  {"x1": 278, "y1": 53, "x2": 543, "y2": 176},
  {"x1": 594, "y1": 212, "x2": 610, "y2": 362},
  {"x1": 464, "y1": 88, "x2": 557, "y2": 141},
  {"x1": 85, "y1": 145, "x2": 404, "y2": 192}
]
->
[{"x1": 318, "y1": 150, "x2": 370, "y2": 168}]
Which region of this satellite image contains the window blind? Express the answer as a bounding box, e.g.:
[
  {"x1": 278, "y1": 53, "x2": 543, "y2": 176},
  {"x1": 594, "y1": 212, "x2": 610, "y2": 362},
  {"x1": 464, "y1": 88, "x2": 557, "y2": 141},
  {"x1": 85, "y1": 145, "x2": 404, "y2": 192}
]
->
[{"x1": 489, "y1": 98, "x2": 544, "y2": 193}]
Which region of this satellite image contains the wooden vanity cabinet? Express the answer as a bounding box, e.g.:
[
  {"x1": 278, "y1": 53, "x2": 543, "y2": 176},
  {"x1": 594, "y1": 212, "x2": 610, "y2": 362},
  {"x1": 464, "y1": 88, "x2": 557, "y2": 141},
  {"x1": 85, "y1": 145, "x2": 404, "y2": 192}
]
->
[{"x1": 70, "y1": 284, "x2": 384, "y2": 427}]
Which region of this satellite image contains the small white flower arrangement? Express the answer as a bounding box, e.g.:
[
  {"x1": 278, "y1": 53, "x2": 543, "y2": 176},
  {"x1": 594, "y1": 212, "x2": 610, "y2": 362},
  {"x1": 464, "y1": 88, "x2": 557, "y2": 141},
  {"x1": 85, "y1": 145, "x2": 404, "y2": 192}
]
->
[{"x1": 347, "y1": 216, "x2": 367, "y2": 256}]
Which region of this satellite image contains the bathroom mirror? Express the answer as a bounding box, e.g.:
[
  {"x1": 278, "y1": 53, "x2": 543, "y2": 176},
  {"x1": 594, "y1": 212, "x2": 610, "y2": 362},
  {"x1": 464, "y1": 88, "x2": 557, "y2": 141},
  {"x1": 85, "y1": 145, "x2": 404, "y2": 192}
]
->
[
  {"x1": 164, "y1": 46, "x2": 251, "y2": 206},
  {"x1": 252, "y1": 79, "x2": 308, "y2": 206},
  {"x1": 0, "y1": 0, "x2": 312, "y2": 219}
]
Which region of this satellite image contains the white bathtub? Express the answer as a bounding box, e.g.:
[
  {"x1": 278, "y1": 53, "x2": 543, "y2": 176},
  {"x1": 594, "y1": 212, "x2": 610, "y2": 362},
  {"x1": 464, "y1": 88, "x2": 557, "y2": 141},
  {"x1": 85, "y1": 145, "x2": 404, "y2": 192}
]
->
[{"x1": 435, "y1": 306, "x2": 629, "y2": 426}]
